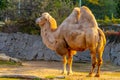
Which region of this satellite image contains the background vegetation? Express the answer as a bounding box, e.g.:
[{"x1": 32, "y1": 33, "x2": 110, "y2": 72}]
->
[{"x1": 0, "y1": 0, "x2": 120, "y2": 37}]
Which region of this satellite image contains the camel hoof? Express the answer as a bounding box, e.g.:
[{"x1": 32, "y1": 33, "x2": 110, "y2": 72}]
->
[
  {"x1": 67, "y1": 72, "x2": 73, "y2": 75},
  {"x1": 87, "y1": 73, "x2": 93, "y2": 77},
  {"x1": 61, "y1": 71, "x2": 67, "y2": 75},
  {"x1": 95, "y1": 74, "x2": 100, "y2": 77}
]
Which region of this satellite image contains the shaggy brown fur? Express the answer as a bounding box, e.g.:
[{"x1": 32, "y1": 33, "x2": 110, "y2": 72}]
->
[{"x1": 36, "y1": 6, "x2": 106, "y2": 77}]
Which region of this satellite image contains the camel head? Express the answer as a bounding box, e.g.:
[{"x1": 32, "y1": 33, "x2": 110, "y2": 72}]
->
[{"x1": 36, "y1": 12, "x2": 57, "y2": 31}]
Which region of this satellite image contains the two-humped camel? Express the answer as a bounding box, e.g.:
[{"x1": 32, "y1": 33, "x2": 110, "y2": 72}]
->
[{"x1": 36, "y1": 6, "x2": 106, "y2": 77}]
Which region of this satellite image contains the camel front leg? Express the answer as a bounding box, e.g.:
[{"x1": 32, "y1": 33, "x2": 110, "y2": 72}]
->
[
  {"x1": 68, "y1": 54, "x2": 73, "y2": 75},
  {"x1": 62, "y1": 55, "x2": 67, "y2": 75},
  {"x1": 67, "y1": 50, "x2": 76, "y2": 75}
]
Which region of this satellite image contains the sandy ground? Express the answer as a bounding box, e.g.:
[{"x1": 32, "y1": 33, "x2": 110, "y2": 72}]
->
[{"x1": 0, "y1": 61, "x2": 120, "y2": 80}]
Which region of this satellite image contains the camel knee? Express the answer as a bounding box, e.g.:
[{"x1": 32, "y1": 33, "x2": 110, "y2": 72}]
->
[
  {"x1": 92, "y1": 60, "x2": 97, "y2": 67},
  {"x1": 98, "y1": 59, "x2": 103, "y2": 66},
  {"x1": 68, "y1": 56, "x2": 73, "y2": 64},
  {"x1": 63, "y1": 56, "x2": 67, "y2": 64}
]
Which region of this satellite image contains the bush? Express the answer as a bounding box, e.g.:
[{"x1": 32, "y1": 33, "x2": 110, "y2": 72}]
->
[
  {"x1": 0, "y1": 0, "x2": 77, "y2": 35},
  {"x1": 1, "y1": 18, "x2": 40, "y2": 35},
  {"x1": 97, "y1": 16, "x2": 120, "y2": 26}
]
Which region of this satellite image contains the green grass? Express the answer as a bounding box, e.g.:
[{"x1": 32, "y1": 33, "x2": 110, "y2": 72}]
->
[
  {"x1": 45, "y1": 75, "x2": 56, "y2": 79},
  {"x1": 0, "y1": 61, "x2": 22, "y2": 66}
]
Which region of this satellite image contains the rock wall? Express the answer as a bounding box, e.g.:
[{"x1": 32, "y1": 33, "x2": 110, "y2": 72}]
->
[{"x1": 0, "y1": 32, "x2": 120, "y2": 66}]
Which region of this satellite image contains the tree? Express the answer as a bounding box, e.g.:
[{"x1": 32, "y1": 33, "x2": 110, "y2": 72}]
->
[
  {"x1": 88, "y1": 0, "x2": 99, "y2": 4},
  {"x1": 116, "y1": 0, "x2": 120, "y2": 18},
  {"x1": 82, "y1": 0, "x2": 116, "y2": 19},
  {"x1": 45, "y1": 0, "x2": 75, "y2": 25},
  {"x1": 0, "y1": 0, "x2": 9, "y2": 10}
]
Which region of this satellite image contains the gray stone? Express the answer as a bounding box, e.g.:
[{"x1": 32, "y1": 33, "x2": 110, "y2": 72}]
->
[
  {"x1": 76, "y1": 50, "x2": 91, "y2": 61},
  {"x1": 36, "y1": 50, "x2": 44, "y2": 60},
  {"x1": 111, "y1": 52, "x2": 120, "y2": 66},
  {"x1": 0, "y1": 42, "x2": 5, "y2": 50},
  {"x1": 0, "y1": 32, "x2": 120, "y2": 66},
  {"x1": 0, "y1": 53, "x2": 10, "y2": 61},
  {"x1": 73, "y1": 56, "x2": 80, "y2": 62},
  {"x1": 103, "y1": 44, "x2": 111, "y2": 61},
  {"x1": 0, "y1": 33, "x2": 8, "y2": 42},
  {"x1": 51, "y1": 53, "x2": 61, "y2": 61},
  {"x1": 43, "y1": 48, "x2": 54, "y2": 60}
]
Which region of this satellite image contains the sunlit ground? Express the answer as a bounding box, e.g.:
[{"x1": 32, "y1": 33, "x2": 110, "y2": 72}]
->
[{"x1": 0, "y1": 61, "x2": 120, "y2": 80}]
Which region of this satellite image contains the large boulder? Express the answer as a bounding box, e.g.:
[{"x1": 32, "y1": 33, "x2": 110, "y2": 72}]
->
[{"x1": 0, "y1": 53, "x2": 22, "y2": 64}]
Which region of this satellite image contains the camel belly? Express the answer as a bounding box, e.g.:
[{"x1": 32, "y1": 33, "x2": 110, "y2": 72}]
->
[{"x1": 64, "y1": 30, "x2": 86, "y2": 51}]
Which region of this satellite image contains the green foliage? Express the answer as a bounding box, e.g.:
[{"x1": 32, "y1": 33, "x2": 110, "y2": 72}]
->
[
  {"x1": 82, "y1": 0, "x2": 117, "y2": 19},
  {"x1": 88, "y1": 0, "x2": 99, "y2": 4},
  {"x1": 116, "y1": 0, "x2": 120, "y2": 18},
  {"x1": 0, "y1": 0, "x2": 8, "y2": 10},
  {"x1": 1, "y1": 18, "x2": 40, "y2": 35},
  {"x1": 0, "y1": 60, "x2": 22, "y2": 66},
  {"x1": 0, "y1": 0, "x2": 120, "y2": 34},
  {"x1": 104, "y1": 15, "x2": 112, "y2": 25},
  {"x1": 0, "y1": 0, "x2": 77, "y2": 34},
  {"x1": 44, "y1": 0, "x2": 75, "y2": 25},
  {"x1": 97, "y1": 18, "x2": 120, "y2": 26}
]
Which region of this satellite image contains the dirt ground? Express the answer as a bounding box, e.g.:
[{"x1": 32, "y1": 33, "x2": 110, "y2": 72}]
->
[{"x1": 0, "y1": 61, "x2": 120, "y2": 80}]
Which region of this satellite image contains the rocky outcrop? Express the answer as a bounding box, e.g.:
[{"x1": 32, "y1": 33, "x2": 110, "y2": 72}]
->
[
  {"x1": 0, "y1": 32, "x2": 61, "y2": 61},
  {"x1": 0, "y1": 32, "x2": 120, "y2": 66},
  {"x1": 0, "y1": 53, "x2": 22, "y2": 64}
]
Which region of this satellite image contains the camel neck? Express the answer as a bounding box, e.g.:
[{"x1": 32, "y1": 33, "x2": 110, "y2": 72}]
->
[{"x1": 41, "y1": 23, "x2": 57, "y2": 50}]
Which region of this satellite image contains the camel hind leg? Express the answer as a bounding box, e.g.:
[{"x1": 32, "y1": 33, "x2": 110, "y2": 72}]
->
[
  {"x1": 88, "y1": 49, "x2": 97, "y2": 77},
  {"x1": 95, "y1": 49, "x2": 103, "y2": 77},
  {"x1": 95, "y1": 36, "x2": 105, "y2": 77}
]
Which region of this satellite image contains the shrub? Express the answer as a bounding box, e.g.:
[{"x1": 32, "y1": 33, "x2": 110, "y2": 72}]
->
[
  {"x1": 0, "y1": 0, "x2": 76, "y2": 35},
  {"x1": 1, "y1": 18, "x2": 40, "y2": 35},
  {"x1": 97, "y1": 15, "x2": 120, "y2": 26}
]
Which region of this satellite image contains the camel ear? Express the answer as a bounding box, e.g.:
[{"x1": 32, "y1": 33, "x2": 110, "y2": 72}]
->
[
  {"x1": 42, "y1": 12, "x2": 57, "y2": 31},
  {"x1": 48, "y1": 16, "x2": 57, "y2": 31},
  {"x1": 42, "y1": 12, "x2": 50, "y2": 21}
]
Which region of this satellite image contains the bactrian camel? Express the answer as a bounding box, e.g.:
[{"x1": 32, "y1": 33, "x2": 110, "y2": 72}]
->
[{"x1": 36, "y1": 6, "x2": 106, "y2": 77}]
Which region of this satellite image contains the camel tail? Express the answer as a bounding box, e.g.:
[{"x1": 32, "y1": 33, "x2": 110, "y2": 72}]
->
[{"x1": 98, "y1": 28, "x2": 106, "y2": 46}]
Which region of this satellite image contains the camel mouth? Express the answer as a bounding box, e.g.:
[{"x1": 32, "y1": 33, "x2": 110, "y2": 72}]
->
[{"x1": 35, "y1": 18, "x2": 41, "y2": 24}]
